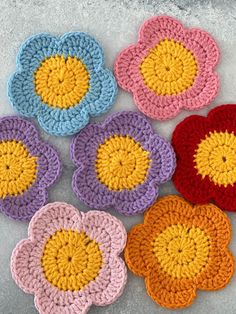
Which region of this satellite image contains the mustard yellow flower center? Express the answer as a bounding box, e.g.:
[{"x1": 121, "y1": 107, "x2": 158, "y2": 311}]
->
[
  {"x1": 153, "y1": 224, "x2": 210, "y2": 279},
  {"x1": 0, "y1": 140, "x2": 37, "y2": 197},
  {"x1": 140, "y1": 39, "x2": 198, "y2": 96},
  {"x1": 41, "y1": 230, "x2": 103, "y2": 291},
  {"x1": 95, "y1": 135, "x2": 151, "y2": 191},
  {"x1": 34, "y1": 55, "x2": 90, "y2": 109},
  {"x1": 194, "y1": 131, "x2": 236, "y2": 187}
]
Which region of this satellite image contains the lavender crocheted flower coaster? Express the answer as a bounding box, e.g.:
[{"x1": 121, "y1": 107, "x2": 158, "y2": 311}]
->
[
  {"x1": 11, "y1": 202, "x2": 127, "y2": 314},
  {"x1": 71, "y1": 111, "x2": 176, "y2": 215},
  {"x1": 0, "y1": 116, "x2": 61, "y2": 221}
]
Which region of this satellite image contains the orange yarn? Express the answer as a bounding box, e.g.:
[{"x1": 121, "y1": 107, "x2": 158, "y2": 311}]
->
[{"x1": 125, "y1": 195, "x2": 234, "y2": 309}]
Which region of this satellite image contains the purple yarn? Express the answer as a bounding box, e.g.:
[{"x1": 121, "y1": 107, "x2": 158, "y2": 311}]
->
[
  {"x1": 0, "y1": 116, "x2": 61, "y2": 221},
  {"x1": 71, "y1": 111, "x2": 176, "y2": 216}
]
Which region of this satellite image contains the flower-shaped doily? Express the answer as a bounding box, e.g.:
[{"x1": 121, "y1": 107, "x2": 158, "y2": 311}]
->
[
  {"x1": 172, "y1": 104, "x2": 236, "y2": 211},
  {"x1": 71, "y1": 111, "x2": 176, "y2": 215},
  {"x1": 11, "y1": 202, "x2": 127, "y2": 314},
  {"x1": 125, "y1": 195, "x2": 234, "y2": 309},
  {"x1": 0, "y1": 116, "x2": 61, "y2": 221},
  {"x1": 8, "y1": 32, "x2": 117, "y2": 136},
  {"x1": 115, "y1": 16, "x2": 219, "y2": 120}
]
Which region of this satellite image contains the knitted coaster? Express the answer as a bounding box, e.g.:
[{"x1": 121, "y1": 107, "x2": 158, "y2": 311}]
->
[
  {"x1": 115, "y1": 16, "x2": 219, "y2": 120},
  {"x1": 70, "y1": 111, "x2": 176, "y2": 216},
  {"x1": 0, "y1": 116, "x2": 61, "y2": 221},
  {"x1": 125, "y1": 195, "x2": 234, "y2": 309},
  {"x1": 8, "y1": 32, "x2": 117, "y2": 136},
  {"x1": 172, "y1": 104, "x2": 236, "y2": 212},
  {"x1": 11, "y1": 202, "x2": 127, "y2": 314}
]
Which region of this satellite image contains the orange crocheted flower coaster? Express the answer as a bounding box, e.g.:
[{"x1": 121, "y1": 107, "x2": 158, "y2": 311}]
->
[{"x1": 125, "y1": 195, "x2": 234, "y2": 309}]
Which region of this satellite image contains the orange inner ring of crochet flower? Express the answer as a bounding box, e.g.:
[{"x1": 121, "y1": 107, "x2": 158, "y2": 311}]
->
[
  {"x1": 0, "y1": 140, "x2": 37, "y2": 197},
  {"x1": 41, "y1": 230, "x2": 103, "y2": 291},
  {"x1": 95, "y1": 135, "x2": 151, "y2": 191},
  {"x1": 34, "y1": 55, "x2": 90, "y2": 109},
  {"x1": 152, "y1": 224, "x2": 210, "y2": 279},
  {"x1": 140, "y1": 39, "x2": 198, "y2": 96},
  {"x1": 194, "y1": 131, "x2": 236, "y2": 187}
]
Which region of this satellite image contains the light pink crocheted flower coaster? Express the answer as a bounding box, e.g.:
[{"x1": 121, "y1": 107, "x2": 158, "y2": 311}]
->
[
  {"x1": 115, "y1": 16, "x2": 220, "y2": 120},
  {"x1": 11, "y1": 202, "x2": 127, "y2": 314}
]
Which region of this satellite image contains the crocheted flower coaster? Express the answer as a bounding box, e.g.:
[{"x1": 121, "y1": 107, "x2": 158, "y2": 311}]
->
[
  {"x1": 0, "y1": 116, "x2": 61, "y2": 221},
  {"x1": 8, "y1": 32, "x2": 117, "y2": 136},
  {"x1": 172, "y1": 104, "x2": 236, "y2": 211},
  {"x1": 11, "y1": 202, "x2": 127, "y2": 314},
  {"x1": 125, "y1": 195, "x2": 234, "y2": 309},
  {"x1": 71, "y1": 111, "x2": 176, "y2": 215},
  {"x1": 115, "y1": 16, "x2": 219, "y2": 120}
]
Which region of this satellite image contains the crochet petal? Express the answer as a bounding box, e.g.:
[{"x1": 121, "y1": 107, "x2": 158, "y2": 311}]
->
[
  {"x1": 8, "y1": 72, "x2": 41, "y2": 117},
  {"x1": 147, "y1": 134, "x2": 176, "y2": 184},
  {"x1": 115, "y1": 43, "x2": 148, "y2": 92},
  {"x1": 197, "y1": 250, "x2": 234, "y2": 290},
  {"x1": 146, "y1": 265, "x2": 196, "y2": 309},
  {"x1": 139, "y1": 16, "x2": 184, "y2": 45},
  {"x1": 59, "y1": 32, "x2": 104, "y2": 71},
  {"x1": 183, "y1": 73, "x2": 219, "y2": 111},
  {"x1": 82, "y1": 211, "x2": 126, "y2": 255},
  {"x1": 173, "y1": 159, "x2": 215, "y2": 204},
  {"x1": 28, "y1": 202, "x2": 82, "y2": 242},
  {"x1": 35, "y1": 291, "x2": 91, "y2": 314},
  {"x1": 213, "y1": 184, "x2": 236, "y2": 212},
  {"x1": 133, "y1": 85, "x2": 181, "y2": 120},
  {"x1": 16, "y1": 33, "x2": 58, "y2": 71},
  {"x1": 187, "y1": 28, "x2": 220, "y2": 68},
  {"x1": 88, "y1": 257, "x2": 127, "y2": 306},
  {"x1": 37, "y1": 106, "x2": 90, "y2": 136},
  {"x1": 85, "y1": 69, "x2": 117, "y2": 116},
  {"x1": 193, "y1": 203, "x2": 232, "y2": 247},
  {"x1": 114, "y1": 182, "x2": 158, "y2": 216},
  {"x1": 144, "y1": 195, "x2": 194, "y2": 226},
  {"x1": 11, "y1": 240, "x2": 38, "y2": 293},
  {"x1": 125, "y1": 224, "x2": 156, "y2": 276},
  {"x1": 34, "y1": 141, "x2": 61, "y2": 188},
  {"x1": 0, "y1": 116, "x2": 39, "y2": 142},
  {"x1": 0, "y1": 185, "x2": 47, "y2": 221},
  {"x1": 72, "y1": 167, "x2": 114, "y2": 209}
]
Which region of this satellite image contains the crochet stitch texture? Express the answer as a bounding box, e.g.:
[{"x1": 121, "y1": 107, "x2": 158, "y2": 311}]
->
[
  {"x1": 173, "y1": 104, "x2": 236, "y2": 212},
  {"x1": 125, "y1": 195, "x2": 234, "y2": 309},
  {"x1": 11, "y1": 202, "x2": 127, "y2": 314},
  {"x1": 71, "y1": 111, "x2": 176, "y2": 215},
  {"x1": 0, "y1": 116, "x2": 61, "y2": 221},
  {"x1": 115, "y1": 16, "x2": 219, "y2": 120},
  {"x1": 8, "y1": 32, "x2": 117, "y2": 136}
]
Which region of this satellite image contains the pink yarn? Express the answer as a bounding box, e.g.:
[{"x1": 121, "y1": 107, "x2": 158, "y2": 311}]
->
[
  {"x1": 11, "y1": 203, "x2": 127, "y2": 314},
  {"x1": 114, "y1": 16, "x2": 220, "y2": 120}
]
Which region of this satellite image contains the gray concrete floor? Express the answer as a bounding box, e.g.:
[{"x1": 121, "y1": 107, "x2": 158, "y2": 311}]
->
[{"x1": 1, "y1": 0, "x2": 236, "y2": 313}]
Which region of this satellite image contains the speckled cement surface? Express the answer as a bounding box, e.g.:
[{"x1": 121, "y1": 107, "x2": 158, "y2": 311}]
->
[{"x1": 1, "y1": 0, "x2": 236, "y2": 313}]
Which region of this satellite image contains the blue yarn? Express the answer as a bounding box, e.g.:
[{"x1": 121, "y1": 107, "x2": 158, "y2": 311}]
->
[{"x1": 8, "y1": 32, "x2": 117, "y2": 136}]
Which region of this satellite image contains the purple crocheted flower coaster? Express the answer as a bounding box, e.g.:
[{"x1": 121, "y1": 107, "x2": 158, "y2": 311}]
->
[
  {"x1": 0, "y1": 116, "x2": 61, "y2": 221},
  {"x1": 71, "y1": 111, "x2": 176, "y2": 215}
]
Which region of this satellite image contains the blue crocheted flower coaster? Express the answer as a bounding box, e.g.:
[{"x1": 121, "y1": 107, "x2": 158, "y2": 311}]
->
[{"x1": 8, "y1": 32, "x2": 117, "y2": 136}]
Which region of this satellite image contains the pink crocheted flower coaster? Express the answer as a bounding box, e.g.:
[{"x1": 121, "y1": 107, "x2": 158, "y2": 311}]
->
[
  {"x1": 11, "y1": 202, "x2": 127, "y2": 314},
  {"x1": 115, "y1": 16, "x2": 220, "y2": 120}
]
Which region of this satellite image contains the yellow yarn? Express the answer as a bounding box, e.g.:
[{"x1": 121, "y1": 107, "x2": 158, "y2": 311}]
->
[
  {"x1": 194, "y1": 131, "x2": 236, "y2": 187},
  {"x1": 0, "y1": 140, "x2": 37, "y2": 197},
  {"x1": 140, "y1": 39, "x2": 198, "y2": 96},
  {"x1": 153, "y1": 224, "x2": 210, "y2": 279},
  {"x1": 95, "y1": 135, "x2": 151, "y2": 191},
  {"x1": 34, "y1": 55, "x2": 90, "y2": 109},
  {"x1": 41, "y1": 230, "x2": 103, "y2": 291}
]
